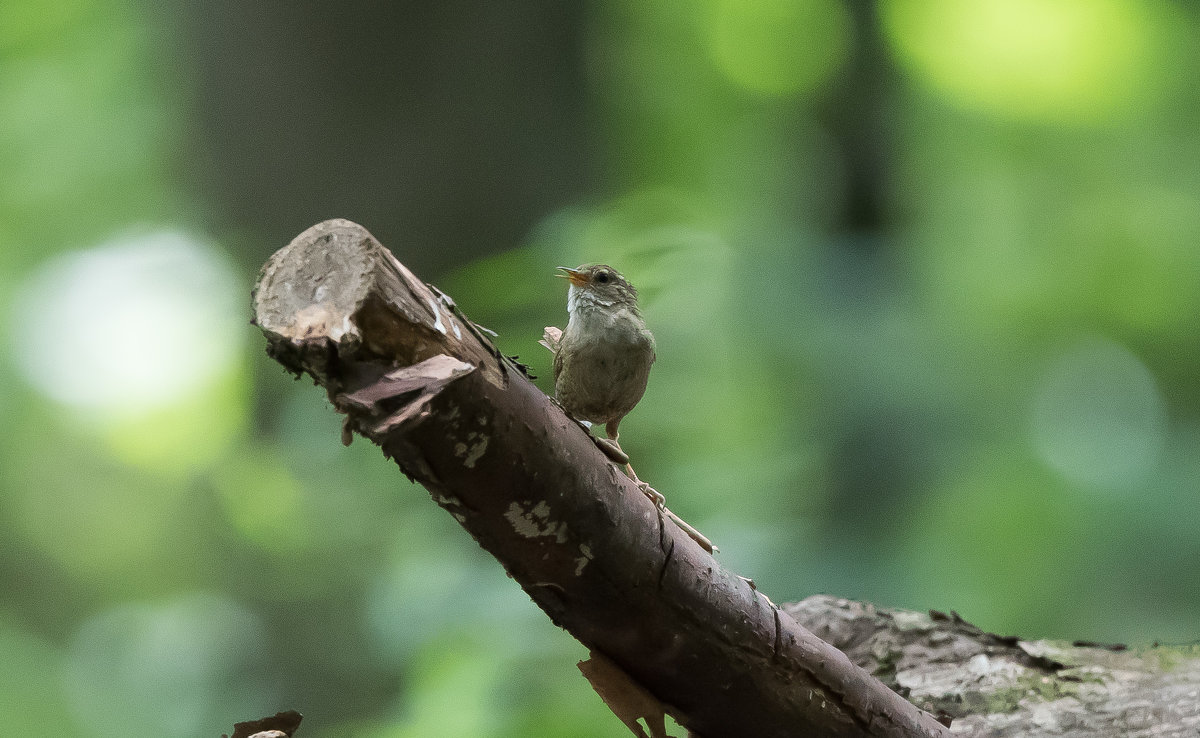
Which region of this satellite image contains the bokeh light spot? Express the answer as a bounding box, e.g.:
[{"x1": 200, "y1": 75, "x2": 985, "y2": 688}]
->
[
  {"x1": 100, "y1": 367, "x2": 249, "y2": 473},
  {"x1": 0, "y1": 621, "x2": 72, "y2": 735},
  {"x1": 705, "y1": 0, "x2": 850, "y2": 97},
  {"x1": 882, "y1": 0, "x2": 1163, "y2": 121},
  {"x1": 63, "y1": 594, "x2": 267, "y2": 738},
  {"x1": 1031, "y1": 337, "x2": 1167, "y2": 489},
  {"x1": 10, "y1": 230, "x2": 243, "y2": 418},
  {"x1": 212, "y1": 447, "x2": 307, "y2": 555},
  {"x1": 4, "y1": 419, "x2": 186, "y2": 585},
  {"x1": 901, "y1": 452, "x2": 1078, "y2": 632}
]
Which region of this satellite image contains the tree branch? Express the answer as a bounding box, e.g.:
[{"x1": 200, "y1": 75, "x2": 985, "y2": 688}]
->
[{"x1": 251, "y1": 219, "x2": 951, "y2": 738}]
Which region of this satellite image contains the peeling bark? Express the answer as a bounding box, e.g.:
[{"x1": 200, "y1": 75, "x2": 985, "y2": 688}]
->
[
  {"x1": 252, "y1": 219, "x2": 950, "y2": 738},
  {"x1": 579, "y1": 650, "x2": 670, "y2": 738}
]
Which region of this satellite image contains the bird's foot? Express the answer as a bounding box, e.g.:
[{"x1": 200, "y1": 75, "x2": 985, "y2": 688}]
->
[
  {"x1": 662, "y1": 507, "x2": 718, "y2": 554},
  {"x1": 624, "y1": 460, "x2": 664, "y2": 508},
  {"x1": 637, "y1": 480, "x2": 666, "y2": 509}
]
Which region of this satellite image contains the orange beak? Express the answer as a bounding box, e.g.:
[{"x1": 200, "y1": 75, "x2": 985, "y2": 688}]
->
[{"x1": 555, "y1": 266, "x2": 588, "y2": 287}]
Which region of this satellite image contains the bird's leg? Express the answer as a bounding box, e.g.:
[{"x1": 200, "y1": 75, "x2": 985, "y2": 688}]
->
[
  {"x1": 557, "y1": 399, "x2": 631, "y2": 465},
  {"x1": 601, "y1": 424, "x2": 714, "y2": 553},
  {"x1": 625, "y1": 461, "x2": 665, "y2": 509},
  {"x1": 605, "y1": 421, "x2": 665, "y2": 509}
]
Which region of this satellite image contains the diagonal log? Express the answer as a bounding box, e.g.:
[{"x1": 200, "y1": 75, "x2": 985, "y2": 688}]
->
[{"x1": 251, "y1": 218, "x2": 951, "y2": 738}]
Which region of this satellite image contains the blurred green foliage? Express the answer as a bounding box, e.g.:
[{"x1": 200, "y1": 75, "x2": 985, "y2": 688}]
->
[{"x1": 2, "y1": 0, "x2": 1199, "y2": 736}]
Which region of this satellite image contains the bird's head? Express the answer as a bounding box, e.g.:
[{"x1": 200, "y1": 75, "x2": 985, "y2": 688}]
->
[{"x1": 556, "y1": 264, "x2": 639, "y2": 313}]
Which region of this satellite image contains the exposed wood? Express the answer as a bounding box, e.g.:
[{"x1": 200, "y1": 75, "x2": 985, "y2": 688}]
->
[{"x1": 252, "y1": 219, "x2": 951, "y2": 738}]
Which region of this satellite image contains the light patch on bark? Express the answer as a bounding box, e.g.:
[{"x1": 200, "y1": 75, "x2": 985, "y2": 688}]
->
[
  {"x1": 505, "y1": 501, "x2": 568, "y2": 543},
  {"x1": 427, "y1": 296, "x2": 447, "y2": 335},
  {"x1": 291, "y1": 302, "x2": 355, "y2": 342},
  {"x1": 453, "y1": 431, "x2": 489, "y2": 468},
  {"x1": 425, "y1": 295, "x2": 464, "y2": 339},
  {"x1": 431, "y1": 491, "x2": 462, "y2": 507},
  {"x1": 575, "y1": 544, "x2": 594, "y2": 575}
]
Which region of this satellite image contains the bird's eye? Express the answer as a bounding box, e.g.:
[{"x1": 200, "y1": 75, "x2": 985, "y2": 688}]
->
[{"x1": 595, "y1": 271, "x2": 610, "y2": 284}]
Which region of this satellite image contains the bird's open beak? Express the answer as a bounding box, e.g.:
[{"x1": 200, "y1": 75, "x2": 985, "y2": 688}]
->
[{"x1": 555, "y1": 266, "x2": 589, "y2": 287}]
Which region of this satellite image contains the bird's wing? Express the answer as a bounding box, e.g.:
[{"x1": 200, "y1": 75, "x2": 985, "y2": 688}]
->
[{"x1": 552, "y1": 346, "x2": 564, "y2": 384}]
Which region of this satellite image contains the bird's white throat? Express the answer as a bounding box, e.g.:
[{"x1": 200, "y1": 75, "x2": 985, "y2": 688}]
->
[
  {"x1": 565, "y1": 284, "x2": 645, "y2": 344},
  {"x1": 566, "y1": 284, "x2": 618, "y2": 315}
]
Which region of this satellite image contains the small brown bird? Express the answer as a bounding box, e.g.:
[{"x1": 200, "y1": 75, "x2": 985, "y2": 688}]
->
[{"x1": 543, "y1": 264, "x2": 661, "y2": 504}]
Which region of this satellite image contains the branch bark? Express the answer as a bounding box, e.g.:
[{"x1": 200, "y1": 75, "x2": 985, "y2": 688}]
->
[{"x1": 252, "y1": 219, "x2": 951, "y2": 738}]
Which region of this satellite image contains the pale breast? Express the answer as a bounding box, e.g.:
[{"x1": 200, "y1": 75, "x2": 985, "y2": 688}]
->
[{"x1": 554, "y1": 307, "x2": 655, "y2": 424}]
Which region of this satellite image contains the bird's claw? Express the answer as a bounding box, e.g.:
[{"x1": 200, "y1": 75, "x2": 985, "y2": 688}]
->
[{"x1": 637, "y1": 481, "x2": 666, "y2": 509}]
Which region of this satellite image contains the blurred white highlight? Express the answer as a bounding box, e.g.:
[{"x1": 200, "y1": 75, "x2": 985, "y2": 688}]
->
[
  {"x1": 11, "y1": 230, "x2": 241, "y2": 416},
  {"x1": 1031, "y1": 337, "x2": 1167, "y2": 489},
  {"x1": 64, "y1": 593, "x2": 265, "y2": 738}
]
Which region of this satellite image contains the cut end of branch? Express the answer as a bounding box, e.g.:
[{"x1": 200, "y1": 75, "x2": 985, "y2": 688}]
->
[
  {"x1": 253, "y1": 219, "x2": 378, "y2": 344},
  {"x1": 253, "y1": 218, "x2": 503, "y2": 387}
]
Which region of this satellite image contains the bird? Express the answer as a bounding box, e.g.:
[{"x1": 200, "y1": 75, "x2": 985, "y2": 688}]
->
[{"x1": 542, "y1": 264, "x2": 662, "y2": 505}]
